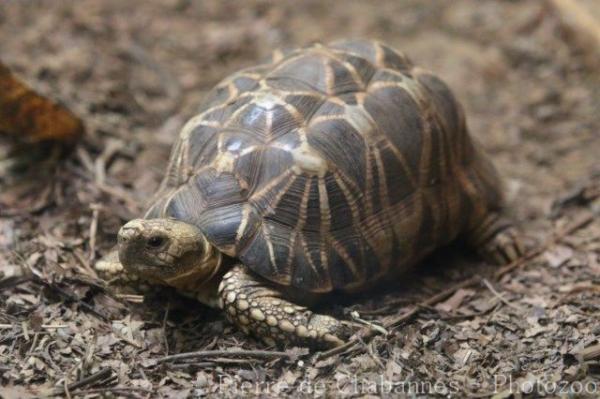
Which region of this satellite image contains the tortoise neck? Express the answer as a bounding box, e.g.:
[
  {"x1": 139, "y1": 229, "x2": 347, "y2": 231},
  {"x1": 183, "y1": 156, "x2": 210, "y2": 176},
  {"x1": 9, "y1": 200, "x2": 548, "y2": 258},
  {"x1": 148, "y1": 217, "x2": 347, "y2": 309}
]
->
[{"x1": 163, "y1": 248, "x2": 223, "y2": 294}]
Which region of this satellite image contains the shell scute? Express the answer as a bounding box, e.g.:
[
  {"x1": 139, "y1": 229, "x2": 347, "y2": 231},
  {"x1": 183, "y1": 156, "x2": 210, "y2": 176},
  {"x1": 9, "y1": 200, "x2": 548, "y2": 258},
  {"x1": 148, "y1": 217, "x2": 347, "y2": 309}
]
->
[{"x1": 150, "y1": 40, "x2": 489, "y2": 292}]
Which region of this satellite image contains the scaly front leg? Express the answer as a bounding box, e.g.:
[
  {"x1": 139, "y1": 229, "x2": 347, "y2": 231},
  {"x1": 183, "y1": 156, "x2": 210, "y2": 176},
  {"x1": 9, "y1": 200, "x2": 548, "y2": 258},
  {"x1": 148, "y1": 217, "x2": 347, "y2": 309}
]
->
[
  {"x1": 218, "y1": 264, "x2": 348, "y2": 348},
  {"x1": 95, "y1": 249, "x2": 151, "y2": 292}
]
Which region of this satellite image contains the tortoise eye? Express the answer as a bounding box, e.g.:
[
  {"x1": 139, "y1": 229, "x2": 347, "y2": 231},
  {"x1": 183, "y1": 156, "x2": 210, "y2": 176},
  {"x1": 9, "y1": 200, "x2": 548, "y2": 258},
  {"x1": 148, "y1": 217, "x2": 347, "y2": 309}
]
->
[{"x1": 147, "y1": 236, "x2": 166, "y2": 248}]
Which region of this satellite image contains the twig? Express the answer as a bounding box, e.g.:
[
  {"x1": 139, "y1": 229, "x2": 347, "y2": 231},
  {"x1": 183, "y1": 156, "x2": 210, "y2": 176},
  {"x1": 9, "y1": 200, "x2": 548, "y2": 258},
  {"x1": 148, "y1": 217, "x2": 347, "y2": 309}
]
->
[
  {"x1": 170, "y1": 358, "x2": 256, "y2": 368},
  {"x1": 349, "y1": 311, "x2": 388, "y2": 335},
  {"x1": 154, "y1": 349, "x2": 293, "y2": 365},
  {"x1": 64, "y1": 378, "x2": 71, "y2": 399},
  {"x1": 51, "y1": 368, "x2": 117, "y2": 397},
  {"x1": 67, "y1": 368, "x2": 114, "y2": 392},
  {"x1": 439, "y1": 303, "x2": 500, "y2": 321},
  {"x1": 88, "y1": 203, "x2": 100, "y2": 262},
  {"x1": 115, "y1": 294, "x2": 145, "y2": 303},
  {"x1": 579, "y1": 344, "x2": 600, "y2": 361},
  {"x1": 0, "y1": 324, "x2": 68, "y2": 330},
  {"x1": 355, "y1": 297, "x2": 416, "y2": 316},
  {"x1": 162, "y1": 301, "x2": 170, "y2": 356},
  {"x1": 316, "y1": 212, "x2": 593, "y2": 361},
  {"x1": 385, "y1": 275, "x2": 481, "y2": 329},
  {"x1": 0, "y1": 275, "x2": 31, "y2": 290},
  {"x1": 481, "y1": 278, "x2": 523, "y2": 311},
  {"x1": 494, "y1": 212, "x2": 593, "y2": 279},
  {"x1": 317, "y1": 276, "x2": 481, "y2": 360},
  {"x1": 72, "y1": 387, "x2": 153, "y2": 397}
]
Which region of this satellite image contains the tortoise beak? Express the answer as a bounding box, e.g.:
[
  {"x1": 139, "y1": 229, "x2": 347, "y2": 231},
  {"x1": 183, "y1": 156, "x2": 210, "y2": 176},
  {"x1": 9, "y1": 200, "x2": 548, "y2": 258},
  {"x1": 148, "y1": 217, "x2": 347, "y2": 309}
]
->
[{"x1": 117, "y1": 220, "x2": 148, "y2": 272}]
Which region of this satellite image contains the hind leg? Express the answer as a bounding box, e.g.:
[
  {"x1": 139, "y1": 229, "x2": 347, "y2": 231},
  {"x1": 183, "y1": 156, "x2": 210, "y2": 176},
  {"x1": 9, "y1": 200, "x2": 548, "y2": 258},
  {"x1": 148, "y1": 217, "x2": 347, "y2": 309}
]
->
[{"x1": 465, "y1": 212, "x2": 525, "y2": 264}]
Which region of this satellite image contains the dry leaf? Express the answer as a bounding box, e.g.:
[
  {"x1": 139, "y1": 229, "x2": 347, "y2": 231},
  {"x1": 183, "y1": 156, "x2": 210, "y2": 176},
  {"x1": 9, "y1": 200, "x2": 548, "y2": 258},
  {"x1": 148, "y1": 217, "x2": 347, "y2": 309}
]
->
[{"x1": 0, "y1": 61, "x2": 83, "y2": 142}]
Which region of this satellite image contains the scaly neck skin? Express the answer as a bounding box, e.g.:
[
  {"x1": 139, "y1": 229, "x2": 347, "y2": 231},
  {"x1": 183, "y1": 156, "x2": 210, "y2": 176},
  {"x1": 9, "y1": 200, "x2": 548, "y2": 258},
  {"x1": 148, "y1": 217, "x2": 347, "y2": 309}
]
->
[{"x1": 163, "y1": 249, "x2": 224, "y2": 307}]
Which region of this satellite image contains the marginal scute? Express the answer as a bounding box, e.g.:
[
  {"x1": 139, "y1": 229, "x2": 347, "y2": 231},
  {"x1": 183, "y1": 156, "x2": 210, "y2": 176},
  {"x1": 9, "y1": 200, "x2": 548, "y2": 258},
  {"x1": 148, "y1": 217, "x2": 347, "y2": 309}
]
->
[{"x1": 267, "y1": 53, "x2": 331, "y2": 94}]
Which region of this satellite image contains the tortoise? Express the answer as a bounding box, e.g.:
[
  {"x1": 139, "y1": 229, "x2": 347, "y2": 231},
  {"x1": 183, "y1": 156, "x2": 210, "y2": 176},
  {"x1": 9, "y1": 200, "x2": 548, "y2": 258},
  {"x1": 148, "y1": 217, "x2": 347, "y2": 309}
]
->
[{"x1": 97, "y1": 39, "x2": 523, "y2": 348}]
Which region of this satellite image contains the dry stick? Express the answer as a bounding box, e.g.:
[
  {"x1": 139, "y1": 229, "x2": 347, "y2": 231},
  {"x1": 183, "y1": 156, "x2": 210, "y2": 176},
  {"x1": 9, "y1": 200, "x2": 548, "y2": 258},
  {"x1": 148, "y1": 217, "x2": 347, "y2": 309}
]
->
[
  {"x1": 52, "y1": 368, "x2": 114, "y2": 396},
  {"x1": 316, "y1": 212, "x2": 594, "y2": 361},
  {"x1": 580, "y1": 343, "x2": 600, "y2": 361},
  {"x1": 316, "y1": 276, "x2": 481, "y2": 360},
  {"x1": 68, "y1": 387, "x2": 153, "y2": 397},
  {"x1": 0, "y1": 324, "x2": 68, "y2": 330},
  {"x1": 155, "y1": 349, "x2": 293, "y2": 365},
  {"x1": 162, "y1": 301, "x2": 171, "y2": 356},
  {"x1": 385, "y1": 275, "x2": 481, "y2": 329},
  {"x1": 0, "y1": 275, "x2": 31, "y2": 290},
  {"x1": 481, "y1": 278, "x2": 524, "y2": 311},
  {"x1": 88, "y1": 203, "x2": 100, "y2": 262},
  {"x1": 494, "y1": 212, "x2": 593, "y2": 280}
]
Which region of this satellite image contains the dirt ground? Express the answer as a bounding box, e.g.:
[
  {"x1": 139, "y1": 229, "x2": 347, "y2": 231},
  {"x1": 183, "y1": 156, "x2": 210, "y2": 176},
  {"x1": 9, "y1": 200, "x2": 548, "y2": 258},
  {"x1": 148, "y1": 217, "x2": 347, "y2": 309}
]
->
[{"x1": 1, "y1": 1, "x2": 599, "y2": 398}]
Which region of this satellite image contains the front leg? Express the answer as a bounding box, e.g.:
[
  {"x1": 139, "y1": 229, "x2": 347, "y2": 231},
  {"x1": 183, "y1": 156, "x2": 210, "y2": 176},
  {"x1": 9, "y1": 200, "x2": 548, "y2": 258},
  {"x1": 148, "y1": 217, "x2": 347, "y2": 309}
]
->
[
  {"x1": 95, "y1": 249, "x2": 150, "y2": 292},
  {"x1": 218, "y1": 264, "x2": 348, "y2": 348},
  {"x1": 95, "y1": 249, "x2": 128, "y2": 281}
]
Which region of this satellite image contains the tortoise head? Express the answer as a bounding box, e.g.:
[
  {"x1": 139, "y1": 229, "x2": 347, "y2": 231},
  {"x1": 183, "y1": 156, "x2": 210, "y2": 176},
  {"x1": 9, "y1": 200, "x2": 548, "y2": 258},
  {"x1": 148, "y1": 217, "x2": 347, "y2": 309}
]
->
[{"x1": 117, "y1": 218, "x2": 221, "y2": 289}]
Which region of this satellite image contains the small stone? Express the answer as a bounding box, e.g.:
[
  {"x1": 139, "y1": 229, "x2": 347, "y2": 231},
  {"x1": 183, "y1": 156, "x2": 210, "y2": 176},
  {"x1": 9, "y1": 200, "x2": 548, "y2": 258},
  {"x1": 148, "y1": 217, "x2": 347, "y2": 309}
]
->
[
  {"x1": 266, "y1": 316, "x2": 278, "y2": 326},
  {"x1": 238, "y1": 315, "x2": 249, "y2": 325},
  {"x1": 283, "y1": 306, "x2": 295, "y2": 314}
]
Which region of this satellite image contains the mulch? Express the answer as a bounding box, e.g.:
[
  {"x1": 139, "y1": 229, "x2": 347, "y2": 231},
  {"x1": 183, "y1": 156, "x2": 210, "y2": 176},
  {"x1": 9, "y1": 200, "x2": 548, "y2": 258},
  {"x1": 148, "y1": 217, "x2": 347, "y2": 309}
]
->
[{"x1": 0, "y1": 1, "x2": 599, "y2": 397}]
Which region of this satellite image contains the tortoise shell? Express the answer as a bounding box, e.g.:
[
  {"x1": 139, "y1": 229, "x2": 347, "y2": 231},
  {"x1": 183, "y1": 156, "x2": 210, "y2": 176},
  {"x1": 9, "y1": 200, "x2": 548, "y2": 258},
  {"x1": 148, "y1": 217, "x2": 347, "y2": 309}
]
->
[{"x1": 144, "y1": 39, "x2": 499, "y2": 293}]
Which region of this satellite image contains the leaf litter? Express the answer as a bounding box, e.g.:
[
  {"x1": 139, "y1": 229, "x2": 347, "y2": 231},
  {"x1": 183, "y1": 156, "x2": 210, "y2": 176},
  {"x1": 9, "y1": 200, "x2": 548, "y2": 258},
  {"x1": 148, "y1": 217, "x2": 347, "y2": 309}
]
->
[{"x1": 0, "y1": 1, "x2": 599, "y2": 397}]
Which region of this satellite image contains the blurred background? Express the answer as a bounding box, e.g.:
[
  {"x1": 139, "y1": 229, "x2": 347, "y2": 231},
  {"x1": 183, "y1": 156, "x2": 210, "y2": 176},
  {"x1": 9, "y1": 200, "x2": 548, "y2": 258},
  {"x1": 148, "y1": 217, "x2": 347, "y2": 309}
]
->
[
  {"x1": 0, "y1": 1, "x2": 598, "y2": 397},
  {"x1": 1, "y1": 1, "x2": 598, "y2": 218}
]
